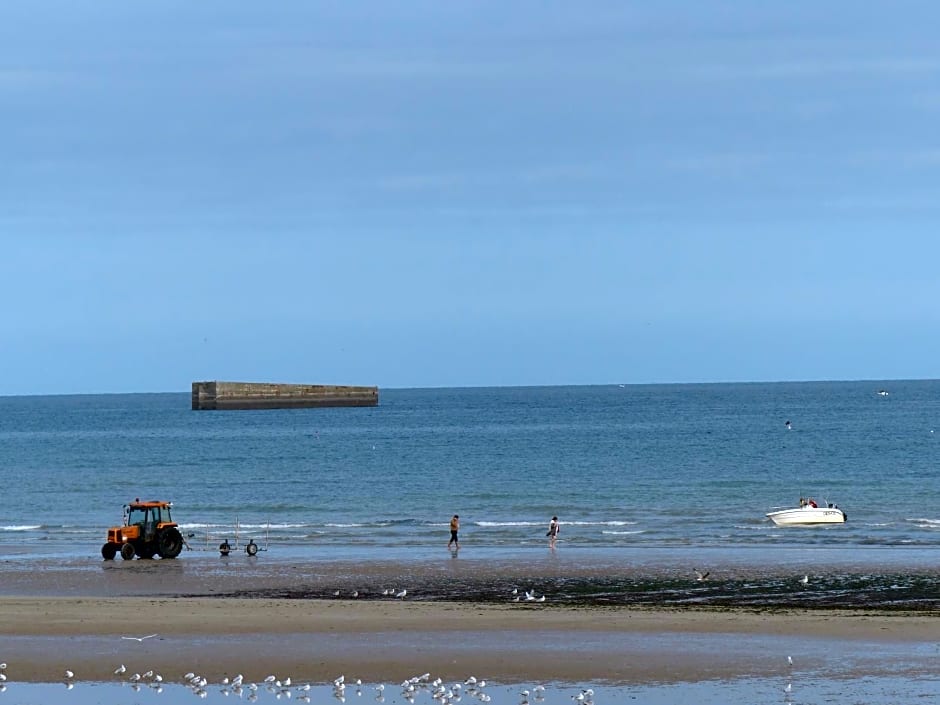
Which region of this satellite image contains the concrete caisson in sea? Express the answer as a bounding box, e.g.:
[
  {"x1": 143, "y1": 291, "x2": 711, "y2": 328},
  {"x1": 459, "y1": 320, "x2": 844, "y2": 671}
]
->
[{"x1": 191, "y1": 381, "x2": 379, "y2": 410}]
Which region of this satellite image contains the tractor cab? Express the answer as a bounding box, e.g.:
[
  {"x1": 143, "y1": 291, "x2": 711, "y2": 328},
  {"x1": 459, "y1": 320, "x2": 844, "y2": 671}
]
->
[
  {"x1": 103, "y1": 500, "x2": 183, "y2": 561},
  {"x1": 124, "y1": 501, "x2": 174, "y2": 541}
]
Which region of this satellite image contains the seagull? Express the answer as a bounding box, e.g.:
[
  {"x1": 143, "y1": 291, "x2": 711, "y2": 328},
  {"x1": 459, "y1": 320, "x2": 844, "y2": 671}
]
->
[
  {"x1": 800, "y1": 575, "x2": 809, "y2": 585},
  {"x1": 694, "y1": 570, "x2": 710, "y2": 582},
  {"x1": 121, "y1": 633, "x2": 158, "y2": 642},
  {"x1": 395, "y1": 589, "x2": 407, "y2": 598},
  {"x1": 65, "y1": 670, "x2": 74, "y2": 679},
  {"x1": 536, "y1": 595, "x2": 546, "y2": 602},
  {"x1": 787, "y1": 655, "x2": 793, "y2": 667},
  {"x1": 351, "y1": 591, "x2": 359, "y2": 598},
  {"x1": 784, "y1": 682, "x2": 792, "y2": 694},
  {"x1": 114, "y1": 664, "x2": 126, "y2": 675}
]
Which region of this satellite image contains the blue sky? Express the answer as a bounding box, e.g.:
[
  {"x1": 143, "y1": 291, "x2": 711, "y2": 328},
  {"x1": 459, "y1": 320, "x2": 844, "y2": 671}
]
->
[{"x1": 2, "y1": 2, "x2": 939, "y2": 394}]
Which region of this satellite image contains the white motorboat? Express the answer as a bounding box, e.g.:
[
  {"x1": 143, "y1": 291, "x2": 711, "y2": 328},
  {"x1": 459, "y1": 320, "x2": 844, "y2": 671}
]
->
[{"x1": 766, "y1": 502, "x2": 846, "y2": 526}]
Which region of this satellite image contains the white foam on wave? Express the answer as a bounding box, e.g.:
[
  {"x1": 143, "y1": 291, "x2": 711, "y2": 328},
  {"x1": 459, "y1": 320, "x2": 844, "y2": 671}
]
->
[
  {"x1": 908, "y1": 517, "x2": 940, "y2": 529},
  {"x1": 178, "y1": 522, "x2": 307, "y2": 530},
  {"x1": 1, "y1": 525, "x2": 42, "y2": 531},
  {"x1": 602, "y1": 530, "x2": 645, "y2": 535},
  {"x1": 476, "y1": 520, "x2": 636, "y2": 527}
]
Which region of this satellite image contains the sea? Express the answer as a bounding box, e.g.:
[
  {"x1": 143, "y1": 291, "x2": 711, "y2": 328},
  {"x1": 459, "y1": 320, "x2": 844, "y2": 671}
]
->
[
  {"x1": 1, "y1": 380, "x2": 938, "y2": 606},
  {"x1": 2, "y1": 381, "x2": 939, "y2": 703}
]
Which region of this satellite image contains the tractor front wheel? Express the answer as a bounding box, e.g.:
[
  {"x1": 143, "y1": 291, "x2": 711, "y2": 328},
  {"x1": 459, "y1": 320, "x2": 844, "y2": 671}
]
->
[
  {"x1": 120, "y1": 543, "x2": 136, "y2": 560},
  {"x1": 101, "y1": 543, "x2": 118, "y2": 560},
  {"x1": 157, "y1": 528, "x2": 183, "y2": 559}
]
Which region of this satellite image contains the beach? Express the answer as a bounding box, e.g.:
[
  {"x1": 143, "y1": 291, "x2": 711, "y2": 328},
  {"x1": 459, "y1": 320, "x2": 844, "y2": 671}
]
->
[
  {"x1": 1, "y1": 555, "x2": 937, "y2": 687},
  {"x1": 2, "y1": 597, "x2": 936, "y2": 685},
  {"x1": 1, "y1": 385, "x2": 938, "y2": 702}
]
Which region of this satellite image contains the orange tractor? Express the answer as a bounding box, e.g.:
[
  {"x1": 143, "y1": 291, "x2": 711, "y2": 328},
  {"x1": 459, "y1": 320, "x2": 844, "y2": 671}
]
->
[{"x1": 101, "y1": 500, "x2": 185, "y2": 560}]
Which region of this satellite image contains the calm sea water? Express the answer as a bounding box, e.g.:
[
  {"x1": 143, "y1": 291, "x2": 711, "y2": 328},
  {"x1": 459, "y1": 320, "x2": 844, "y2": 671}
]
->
[{"x1": 1, "y1": 381, "x2": 938, "y2": 560}]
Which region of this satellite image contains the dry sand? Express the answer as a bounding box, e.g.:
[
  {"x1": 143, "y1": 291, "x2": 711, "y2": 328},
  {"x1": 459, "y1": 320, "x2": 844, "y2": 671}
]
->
[{"x1": 0, "y1": 596, "x2": 935, "y2": 684}]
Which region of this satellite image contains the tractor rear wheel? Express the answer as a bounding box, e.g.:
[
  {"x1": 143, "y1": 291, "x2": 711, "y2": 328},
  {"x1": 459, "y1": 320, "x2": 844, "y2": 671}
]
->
[
  {"x1": 120, "y1": 543, "x2": 135, "y2": 560},
  {"x1": 157, "y1": 528, "x2": 183, "y2": 559},
  {"x1": 101, "y1": 543, "x2": 118, "y2": 560}
]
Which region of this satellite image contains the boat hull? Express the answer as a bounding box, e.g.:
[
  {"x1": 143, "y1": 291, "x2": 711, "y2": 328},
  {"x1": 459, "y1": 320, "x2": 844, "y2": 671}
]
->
[{"x1": 766, "y1": 507, "x2": 846, "y2": 526}]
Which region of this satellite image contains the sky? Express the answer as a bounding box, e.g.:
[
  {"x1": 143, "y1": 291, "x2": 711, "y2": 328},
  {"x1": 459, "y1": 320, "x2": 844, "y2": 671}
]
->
[{"x1": 2, "y1": 2, "x2": 940, "y2": 394}]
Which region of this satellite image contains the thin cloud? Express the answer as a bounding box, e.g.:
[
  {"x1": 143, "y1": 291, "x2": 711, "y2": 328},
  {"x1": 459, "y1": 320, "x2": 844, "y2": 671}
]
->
[
  {"x1": 375, "y1": 164, "x2": 602, "y2": 192},
  {"x1": 692, "y1": 57, "x2": 940, "y2": 81},
  {"x1": 664, "y1": 152, "x2": 773, "y2": 174}
]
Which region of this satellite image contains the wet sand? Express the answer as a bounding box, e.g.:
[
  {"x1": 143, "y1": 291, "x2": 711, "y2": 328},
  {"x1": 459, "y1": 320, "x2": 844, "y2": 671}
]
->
[{"x1": 0, "y1": 554, "x2": 936, "y2": 685}]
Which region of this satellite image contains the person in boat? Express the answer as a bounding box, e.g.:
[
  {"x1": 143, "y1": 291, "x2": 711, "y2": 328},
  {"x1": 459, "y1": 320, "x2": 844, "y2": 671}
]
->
[
  {"x1": 799, "y1": 496, "x2": 807, "y2": 508},
  {"x1": 807, "y1": 498, "x2": 817, "y2": 508}
]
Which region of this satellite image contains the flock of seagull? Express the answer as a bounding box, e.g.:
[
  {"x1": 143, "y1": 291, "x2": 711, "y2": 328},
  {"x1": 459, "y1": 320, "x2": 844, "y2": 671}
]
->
[
  {"x1": 0, "y1": 651, "x2": 815, "y2": 703},
  {"x1": 0, "y1": 661, "x2": 597, "y2": 704},
  {"x1": 315, "y1": 569, "x2": 815, "y2": 606},
  {"x1": 331, "y1": 589, "x2": 408, "y2": 599},
  {"x1": 510, "y1": 588, "x2": 547, "y2": 602}
]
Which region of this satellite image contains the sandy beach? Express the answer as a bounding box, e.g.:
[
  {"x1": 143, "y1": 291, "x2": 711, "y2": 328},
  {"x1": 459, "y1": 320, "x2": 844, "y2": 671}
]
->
[
  {"x1": 1, "y1": 597, "x2": 937, "y2": 684},
  {"x1": 0, "y1": 555, "x2": 936, "y2": 685}
]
